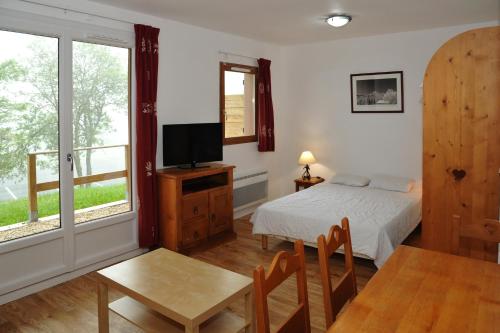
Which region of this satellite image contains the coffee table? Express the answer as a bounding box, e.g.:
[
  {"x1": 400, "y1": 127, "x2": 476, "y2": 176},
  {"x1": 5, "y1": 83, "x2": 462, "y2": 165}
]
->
[{"x1": 96, "y1": 248, "x2": 254, "y2": 333}]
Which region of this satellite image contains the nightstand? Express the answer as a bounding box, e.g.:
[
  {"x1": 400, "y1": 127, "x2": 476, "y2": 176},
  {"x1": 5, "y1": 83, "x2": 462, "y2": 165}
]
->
[{"x1": 294, "y1": 177, "x2": 325, "y2": 192}]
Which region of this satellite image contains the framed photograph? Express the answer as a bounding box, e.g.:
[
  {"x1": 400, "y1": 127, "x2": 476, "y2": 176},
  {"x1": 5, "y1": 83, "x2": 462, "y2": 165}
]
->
[{"x1": 350, "y1": 71, "x2": 404, "y2": 113}]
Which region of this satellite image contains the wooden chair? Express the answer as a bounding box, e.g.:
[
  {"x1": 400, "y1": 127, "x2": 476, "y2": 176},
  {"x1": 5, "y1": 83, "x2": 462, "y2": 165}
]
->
[
  {"x1": 317, "y1": 217, "x2": 357, "y2": 329},
  {"x1": 451, "y1": 215, "x2": 500, "y2": 255},
  {"x1": 253, "y1": 239, "x2": 311, "y2": 333}
]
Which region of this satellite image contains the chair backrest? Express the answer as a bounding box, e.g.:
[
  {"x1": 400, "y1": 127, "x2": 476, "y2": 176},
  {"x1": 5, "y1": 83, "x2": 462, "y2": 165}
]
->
[
  {"x1": 451, "y1": 214, "x2": 500, "y2": 254},
  {"x1": 317, "y1": 217, "x2": 357, "y2": 329},
  {"x1": 253, "y1": 240, "x2": 311, "y2": 333}
]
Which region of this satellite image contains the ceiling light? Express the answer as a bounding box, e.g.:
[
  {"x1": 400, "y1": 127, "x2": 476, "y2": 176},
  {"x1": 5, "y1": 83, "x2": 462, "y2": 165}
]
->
[{"x1": 326, "y1": 15, "x2": 352, "y2": 27}]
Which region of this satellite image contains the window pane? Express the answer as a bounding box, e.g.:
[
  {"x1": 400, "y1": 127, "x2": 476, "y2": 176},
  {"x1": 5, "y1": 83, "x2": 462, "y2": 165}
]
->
[
  {"x1": 224, "y1": 70, "x2": 256, "y2": 138},
  {"x1": 0, "y1": 30, "x2": 60, "y2": 242},
  {"x1": 72, "y1": 41, "x2": 131, "y2": 224}
]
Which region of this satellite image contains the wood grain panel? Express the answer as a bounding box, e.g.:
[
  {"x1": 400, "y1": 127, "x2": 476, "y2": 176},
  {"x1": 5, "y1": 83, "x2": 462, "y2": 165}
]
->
[
  {"x1": 422, "y1": 29, "x2": 462, "y2": 252},
  {"x1": 422, "y1": 26, "x2": 500, "y2": 260},
  {"x1": 327, "y1": 246, "x2": 500, "y2": 333},
  {"x1": 209, "y1": 187, "x2": 232, "y2": 236},
  {"x1": 460, "y1": 28, "x2": 500, "y2": 261}
]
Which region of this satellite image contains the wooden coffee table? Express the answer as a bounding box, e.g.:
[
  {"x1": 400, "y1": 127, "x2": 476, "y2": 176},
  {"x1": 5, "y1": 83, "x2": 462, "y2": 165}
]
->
[{"x1": 96, "y1": 248, "x2": 254, "y2": 333}]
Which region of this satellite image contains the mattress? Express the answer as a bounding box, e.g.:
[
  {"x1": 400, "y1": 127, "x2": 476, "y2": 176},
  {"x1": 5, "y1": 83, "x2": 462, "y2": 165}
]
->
[{"x1": 251, "y1": 183, "x2": 422, "y2": 268}]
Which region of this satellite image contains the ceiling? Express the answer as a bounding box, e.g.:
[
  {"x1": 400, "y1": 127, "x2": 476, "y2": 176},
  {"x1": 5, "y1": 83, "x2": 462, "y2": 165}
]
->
[{"x1": 90, "y1": 0, "x2": 499, "y2": 44}]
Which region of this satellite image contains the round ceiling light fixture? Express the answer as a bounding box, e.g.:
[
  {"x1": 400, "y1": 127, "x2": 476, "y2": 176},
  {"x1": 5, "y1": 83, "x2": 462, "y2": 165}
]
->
[{"x1": 326, "y1": 14, "x2": 352, "y2": 27}]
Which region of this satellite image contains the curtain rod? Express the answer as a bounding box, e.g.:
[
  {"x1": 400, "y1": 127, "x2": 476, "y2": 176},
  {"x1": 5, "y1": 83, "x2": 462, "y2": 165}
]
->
[
  {"x1": 218, "y1": 50, "x2": 259, "y2": 61},
  {"x1": 19, "y1": 0, "x2": 137, "y2": 25}
]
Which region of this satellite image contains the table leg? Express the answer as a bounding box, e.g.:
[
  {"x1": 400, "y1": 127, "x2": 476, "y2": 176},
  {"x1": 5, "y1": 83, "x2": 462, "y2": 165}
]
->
[
  {"x1": 185, "y1": 324, "x2": 199, "y2": 333},
  {"x1": 245, "y1": 290, "x2": 255, "y2": 333},
  {"x1": 97, "y1": 282, "x2": 109, "y2": 333}
]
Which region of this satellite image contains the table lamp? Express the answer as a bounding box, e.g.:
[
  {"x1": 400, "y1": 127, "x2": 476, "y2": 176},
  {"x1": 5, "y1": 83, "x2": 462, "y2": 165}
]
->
[{"x1": 298, "y1": 151, "x2": 316, "y2": 180}]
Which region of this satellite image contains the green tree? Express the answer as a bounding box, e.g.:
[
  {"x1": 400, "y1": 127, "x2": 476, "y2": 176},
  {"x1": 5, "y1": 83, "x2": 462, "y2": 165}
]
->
[
  {"x1": 0, "y1": 60, "x2": 29, "y2": 179},
  {"x1": 72, "y1": 42, "x2": 127, "y2": 177},
  {"x1": 0, "y1": 41, "x2": 127, "y2": 181}
]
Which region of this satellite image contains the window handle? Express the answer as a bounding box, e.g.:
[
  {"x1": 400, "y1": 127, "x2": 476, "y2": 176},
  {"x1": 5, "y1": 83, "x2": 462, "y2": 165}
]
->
[{"x1": 66, "y1": 153, "x2": 73, "y2": 172}]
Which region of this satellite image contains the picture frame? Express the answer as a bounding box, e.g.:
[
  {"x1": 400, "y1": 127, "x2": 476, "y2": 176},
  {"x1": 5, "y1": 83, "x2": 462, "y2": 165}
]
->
[{"x1": 350, "y1": 71, "x2": 404, "y2": 113}]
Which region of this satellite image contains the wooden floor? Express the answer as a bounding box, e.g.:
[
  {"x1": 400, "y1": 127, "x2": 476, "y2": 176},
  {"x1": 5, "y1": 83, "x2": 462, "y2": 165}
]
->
[{"x1": 0, "y1": 216, "x2": 420, "y2": 333}]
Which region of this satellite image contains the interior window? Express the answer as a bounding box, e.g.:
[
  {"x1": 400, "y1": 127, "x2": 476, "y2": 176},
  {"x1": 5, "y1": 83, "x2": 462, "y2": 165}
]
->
[{"x1": 220, "y1": 62, "x2": 258, "y2": 145}]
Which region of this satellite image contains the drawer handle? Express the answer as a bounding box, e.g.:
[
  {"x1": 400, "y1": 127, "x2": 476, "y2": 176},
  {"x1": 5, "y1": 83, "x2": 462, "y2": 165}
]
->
[
  {"x1": 193, "y1": 206, "x2": 198, "y2": 215},
  {"x1": 193, "y1": 231, "x2": 199, "y2": 240},
  {"x1": 211, "y1": 213, "x2": 216, "y2": 222}
]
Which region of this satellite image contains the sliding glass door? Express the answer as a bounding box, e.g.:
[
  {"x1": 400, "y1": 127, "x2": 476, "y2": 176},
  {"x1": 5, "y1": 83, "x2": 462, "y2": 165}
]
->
[
  {"x1": 0, "y1": 8, "x2": 136, "y2": 299},
  {"x1": 0, "y1": 26, "x2": 132, "y2": 242}
]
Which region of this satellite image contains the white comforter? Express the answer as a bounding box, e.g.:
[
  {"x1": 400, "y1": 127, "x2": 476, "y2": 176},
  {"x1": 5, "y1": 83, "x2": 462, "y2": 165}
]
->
[{"x1": 251, "y1": 183, "x2": 422, "y2": 268}]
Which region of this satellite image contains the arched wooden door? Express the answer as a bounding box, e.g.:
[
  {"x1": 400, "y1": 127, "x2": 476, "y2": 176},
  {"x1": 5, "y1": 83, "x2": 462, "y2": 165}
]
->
[{"x1": 422, "y1": 26, "x2": 500, "y2": 262}]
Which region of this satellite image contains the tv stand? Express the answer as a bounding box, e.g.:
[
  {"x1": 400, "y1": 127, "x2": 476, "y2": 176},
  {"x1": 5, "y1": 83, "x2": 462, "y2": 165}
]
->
[
  {"x1": 177, "y1": 162, "x2": 210, "y2": 169},
  {"x1": 157, "y1": 164, "x2": 236, "y2": 252}
]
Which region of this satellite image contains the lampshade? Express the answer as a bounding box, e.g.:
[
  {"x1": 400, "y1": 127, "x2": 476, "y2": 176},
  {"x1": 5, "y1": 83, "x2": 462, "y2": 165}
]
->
[{"x1": 298, "y1": 151, "x2": 316, "y2": 165}]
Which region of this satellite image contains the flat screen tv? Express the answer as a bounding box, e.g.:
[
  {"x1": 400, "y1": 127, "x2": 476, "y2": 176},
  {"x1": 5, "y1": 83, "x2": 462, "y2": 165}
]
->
[{"x1": 163, "y1": 123, "x2": 223, "y2": 168}]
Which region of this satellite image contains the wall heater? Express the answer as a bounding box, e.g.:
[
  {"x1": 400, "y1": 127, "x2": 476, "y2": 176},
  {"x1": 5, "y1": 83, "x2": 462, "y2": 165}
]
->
[{"x1": 233, "y1": 169, "x2": 268, "y2": 218}]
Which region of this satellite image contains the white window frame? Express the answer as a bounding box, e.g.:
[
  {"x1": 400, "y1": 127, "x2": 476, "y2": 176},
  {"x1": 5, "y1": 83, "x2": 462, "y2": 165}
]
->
[{"x1": 0, "y1": 8, "x2": 137, "y2": 273}]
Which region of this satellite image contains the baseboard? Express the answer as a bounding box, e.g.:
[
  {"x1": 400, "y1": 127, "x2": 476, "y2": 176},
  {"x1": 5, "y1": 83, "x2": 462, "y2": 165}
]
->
[{"x1": 0, "y1": 247, "x2": 147, "y2": 305}]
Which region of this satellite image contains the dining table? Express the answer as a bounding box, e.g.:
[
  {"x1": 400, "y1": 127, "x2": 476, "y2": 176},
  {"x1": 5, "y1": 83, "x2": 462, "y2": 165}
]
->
[{"x1": 327, "y1": 245, "x2": 500, "y2": 332}]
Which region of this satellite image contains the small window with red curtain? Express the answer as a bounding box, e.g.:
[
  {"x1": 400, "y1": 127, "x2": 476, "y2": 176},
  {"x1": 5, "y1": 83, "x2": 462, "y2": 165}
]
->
[{"x1": 220, "y1": 62, "x2": 258, "y2": 145}]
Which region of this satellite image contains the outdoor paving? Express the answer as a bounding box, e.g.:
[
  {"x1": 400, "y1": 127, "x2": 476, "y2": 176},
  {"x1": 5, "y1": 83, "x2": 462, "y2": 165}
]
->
[{"x1": 0, "y1": 203, "x2": 130, "y2": 243}]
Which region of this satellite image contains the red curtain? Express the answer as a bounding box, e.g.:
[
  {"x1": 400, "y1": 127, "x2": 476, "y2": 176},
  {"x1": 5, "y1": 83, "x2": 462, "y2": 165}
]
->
[
  {"x1": 135, "y1": 24, "x2": 160, "y2": 248},
  {"x1": 257, "y1": 58, "x2": 275, "y2": 152}
]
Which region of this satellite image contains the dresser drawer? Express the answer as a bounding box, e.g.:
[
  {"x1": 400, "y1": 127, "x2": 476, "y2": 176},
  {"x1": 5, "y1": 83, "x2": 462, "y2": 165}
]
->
[
  {"x1": 182, "y1": 217, "x2": 208, "y2": 247},
  {"x1": 182, "y1": 193, "x2": 208, "y2": 221}
]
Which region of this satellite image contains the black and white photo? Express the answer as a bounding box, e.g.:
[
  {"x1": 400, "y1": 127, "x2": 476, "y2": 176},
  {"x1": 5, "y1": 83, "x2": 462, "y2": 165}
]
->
[{"x1": 351, "y1": 71, "x2": 404, "y2": 113}]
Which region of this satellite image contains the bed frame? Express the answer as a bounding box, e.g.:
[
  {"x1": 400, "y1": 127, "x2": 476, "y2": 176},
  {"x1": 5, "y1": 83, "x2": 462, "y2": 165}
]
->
[{"x1": 260, "y1": 234, "x2": 373, "y2": 260}]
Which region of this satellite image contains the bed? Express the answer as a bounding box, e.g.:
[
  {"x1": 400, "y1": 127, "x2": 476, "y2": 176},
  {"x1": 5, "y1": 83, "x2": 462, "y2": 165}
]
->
[{"x1": 251, "y1": 182, "x2": 422, "y2": 268}]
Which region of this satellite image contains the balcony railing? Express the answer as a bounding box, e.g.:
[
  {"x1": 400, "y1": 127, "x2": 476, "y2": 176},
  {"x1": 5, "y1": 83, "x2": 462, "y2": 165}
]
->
[{"x1": 27, "y1": 144, "x2": 130, "y2": 222}]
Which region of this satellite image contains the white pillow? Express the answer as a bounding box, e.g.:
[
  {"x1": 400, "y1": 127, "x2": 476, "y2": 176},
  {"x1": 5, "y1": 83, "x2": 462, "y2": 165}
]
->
[
  {"x1": 369, "y1": 174, "x2": 415, "y2": 192},
  {"x1": 330, "y1": 174, "x2": 370, "y2": 187}
]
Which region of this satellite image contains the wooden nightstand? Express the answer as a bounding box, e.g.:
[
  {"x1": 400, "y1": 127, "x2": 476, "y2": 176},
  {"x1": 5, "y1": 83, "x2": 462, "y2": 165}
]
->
[{"x1": 294, "y1": 176, "x2": 325, "y2": 192}]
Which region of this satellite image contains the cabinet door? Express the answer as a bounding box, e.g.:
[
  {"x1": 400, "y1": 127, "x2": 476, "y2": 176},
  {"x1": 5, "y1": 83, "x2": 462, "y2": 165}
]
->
[{"x1": 209, "y1": 187, "x2": 233, "y2": 236}]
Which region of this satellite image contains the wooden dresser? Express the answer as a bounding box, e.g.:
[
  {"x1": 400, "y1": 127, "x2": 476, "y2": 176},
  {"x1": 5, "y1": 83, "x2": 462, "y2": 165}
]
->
[{"x1": 157, "y1": 164, "x2": 235, "y2": 252}]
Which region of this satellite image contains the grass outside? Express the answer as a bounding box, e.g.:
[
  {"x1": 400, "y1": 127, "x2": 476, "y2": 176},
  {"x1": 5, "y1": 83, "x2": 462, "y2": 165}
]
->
[{"x1": 0, "y1": 183, "x2": 127, "y2": 227}]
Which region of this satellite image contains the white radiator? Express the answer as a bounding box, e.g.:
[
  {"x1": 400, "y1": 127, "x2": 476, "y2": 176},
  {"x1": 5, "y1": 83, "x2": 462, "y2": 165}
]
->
[{"x1": 233, "y1": 169, "x2": 268, "y2": 218}]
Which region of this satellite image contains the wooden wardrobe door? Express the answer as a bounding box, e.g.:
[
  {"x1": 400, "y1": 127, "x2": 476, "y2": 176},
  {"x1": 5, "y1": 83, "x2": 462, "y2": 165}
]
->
[
  {"x1": 459, "y1": 28, "x2": 500, "y2": 261},
  {"x1": 423, "y1": 27, "x2": 500, "y2": 261},
  {"x1": 423, "y1": 32, "x2": 463, "y2": 254}
]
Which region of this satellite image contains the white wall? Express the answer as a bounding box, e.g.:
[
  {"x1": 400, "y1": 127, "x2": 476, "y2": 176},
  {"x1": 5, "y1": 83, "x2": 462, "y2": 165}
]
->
[
  {"x1": 155, "y1": 17, "x2": 289, "y2": 199},
  {"x1": 281, "y1": 22, "x2": 497, "y2": 186}
]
